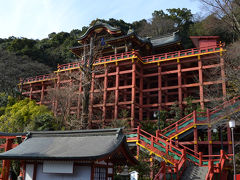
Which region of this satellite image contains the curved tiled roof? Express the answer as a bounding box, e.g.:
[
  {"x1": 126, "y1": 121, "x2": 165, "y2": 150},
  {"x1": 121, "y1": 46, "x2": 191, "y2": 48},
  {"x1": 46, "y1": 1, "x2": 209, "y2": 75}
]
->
[
  {"x1": 77, "y1": 22, "x2": 121, "y2": 41},
  {"x1": 0, "y1": 128, "x2": 137, "y2": 165}
]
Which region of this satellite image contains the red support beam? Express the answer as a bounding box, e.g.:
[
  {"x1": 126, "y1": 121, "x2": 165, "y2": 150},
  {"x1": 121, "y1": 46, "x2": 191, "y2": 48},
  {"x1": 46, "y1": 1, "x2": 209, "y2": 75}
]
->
[
  {"x1": 139, "y1": 66, "x2": 143, "y2": 122},
  {"x1": 158, "y1": 64, "x2": 162, "y2": 110},
  {"x1": 177, "y1": 60, "x2": 182, "y2": 108},
  {"x1": 77, "y1": 70, "x2": 82, "y2": 119},
  {"x1": 89, "y1": 71, "x2": 95, "y2": 127},
  {"x1": 114, "y1": 64, "x2": 119, "y2": 120},
  {"x1": 131, "y1": 60, "x2": 136, "y2": 127},
  {"x1": 220, "y1": 56, "x2": 227, "y2": 99},
  {"x1": 198, "y1": 55, "x2": 204, "y2": 109},
  {"x1": 103, "y1": 66, "x2": 108, "y2": 126}
]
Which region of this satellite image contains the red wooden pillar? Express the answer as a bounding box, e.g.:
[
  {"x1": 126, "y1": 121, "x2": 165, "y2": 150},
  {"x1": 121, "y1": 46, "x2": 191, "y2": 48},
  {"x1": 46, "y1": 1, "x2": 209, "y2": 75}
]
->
[
  {"x1": 137, "y1": 126, "x2": 140, "y2": 158},
  {"x1": 77, "y1": 70, "x2": 82, "y2": 119},
  {"x1": 177, "y1": 59, "x2": 182, "y2": 108},
  {"x1": 183, "y1": 75, "x2": 188, "y2": 99},
  {"x1": 198, "y1": 55, "x2": 204, "y2": 109},
  {"x1": 114, "y1": 63, "x2": 119, "y2": 120},
  {"x1": 89, "y1": 71, "x2": 95, "y2": 127},
  {"x1": 193, "y1": 111, "x2": 198, "y2": 154},
  {"x1": 220, "y1": 55, "x2": 227, "y2": 99},
  {"x1": 131, "y1": 60, "x2": 136, "y2": 127},
  {"x1": 29, "y1": 84, "x2": 33, "y2": 100},
  {"x1": 40, "y1": 83, "x2": 44, "y2": 105},
  {"x1": 103, "y1": 65, "x2": 108, "y2": 127},
  {"x1": 146, "y1": 82, "x2": 150, "y2": 120},
  {"x1": 54, "y1": 72, "x2": 61, "y2": 116},
  {"x1": 139, "y1": 67, "x2": 143, "y2": 122},
  {"x1": 150, "y1": 154, "x2": 154, "y2": 179},
  {"x1": 207, "y1": 109, "x2": 213, "y2": 157},
  {"x1": 158, "y1": 63, "x2": 162, "y2": 110},
  {"x1": 227, "y1": 127, "x2": 232, "y2": 154},
  {"x1": 1, "y1": 138, "x2": 13, "y2": 180},
  {"x1": 165, "y1": 77, "x2": 168, "y2": 107}
]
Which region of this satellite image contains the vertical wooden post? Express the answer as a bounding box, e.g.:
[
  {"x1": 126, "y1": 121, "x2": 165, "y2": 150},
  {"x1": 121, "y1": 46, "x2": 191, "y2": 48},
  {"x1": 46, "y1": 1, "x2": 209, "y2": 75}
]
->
[
  {"x1": 40, "y1": 83, "x2": 44, "y2": 105},
  {"x1": 165, "y1": 77, "x2": 168, "y2": 107},
  {"x1": 207, "y1": 109, "x2": 213, "y2": 157},
  {"x1": 193, "y1": 111, "x2": 198, "y2": 154},
  {"x1": 131, "y1": 60, "x2": 136, "y2": 127},
  {"x1": 177, "y1": 59, "x2": 182, "y2": 108},
  {"x1": 54, "y1": 72, "x2": 61, "y2": 116},
  {"x1": 183, "y1": 75, "x2": 188, "y2": 99},
  {"x1": 89, "y1": 71, "x2": 95, "y2": 128},
  {"x1": 220, "y1": 55, "x2": 227, "y2": 99},
  {"x1": 52, "y1": 79, "x2": 57, "y2": 115},
  {"x1": 137, "y1": 126, "x2": 140, "y2": 158},
  {"x1": 1, "y1": 138, "x2": 13, "y2": 180},
  {"x1": 77, "y1": 70, "x2": 82, "y2": 119},
  {"x1": 227, "y1": 127, "x2": 233, "y2": 154},
  {"x1": 114, "y1": 63, "x2": 119, "y2": 120},
  {"x1": 139, "y1": 67, "x2": 143, "y2": 122},
  {"x1": 29, "y1": 84, "x2": 33, "y2": 100},
  {"x1": 158, "y1": 63, "x2": 162, "y2": 110},
  {"x1": 103, "y1": 65, "x2": 108, "y2": 126},
  {"x1": 146, "y1": 81, "x2": 150, "y2": 120},
  {"x1": 199, "y1": 152, "x2": 202, "y2": 166},
  {"x1": 150, "y1": 153, "x2": 154, "y2": 179},
  {"x1": 198, "y1": 55, "x2": 204, "y2": 109}
]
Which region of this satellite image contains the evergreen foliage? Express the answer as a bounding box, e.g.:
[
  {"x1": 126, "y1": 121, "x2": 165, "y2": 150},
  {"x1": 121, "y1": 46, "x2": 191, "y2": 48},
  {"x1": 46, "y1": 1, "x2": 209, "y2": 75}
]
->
[{"x1": 0, "y1": 95, "x2": 57, "y2": 132}]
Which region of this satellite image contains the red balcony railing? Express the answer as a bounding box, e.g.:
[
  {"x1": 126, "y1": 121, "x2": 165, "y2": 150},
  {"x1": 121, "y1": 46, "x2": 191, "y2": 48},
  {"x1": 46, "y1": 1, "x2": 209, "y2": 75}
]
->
[
  {"x1": 142, "y1": 44, "x2": 223, "y2": 63},
  {"x1": 20, "y1": 74, "x2": 56, "y2": 84},
  {"x1": 57, "y1": 51, "x2": 138, "y2": 71}
]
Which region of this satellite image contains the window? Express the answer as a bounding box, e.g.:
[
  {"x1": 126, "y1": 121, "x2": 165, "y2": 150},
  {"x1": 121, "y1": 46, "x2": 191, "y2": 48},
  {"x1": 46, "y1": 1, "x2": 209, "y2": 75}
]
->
[{"x1": 94, "y1": 167, "x2": 106, "y2": 180}]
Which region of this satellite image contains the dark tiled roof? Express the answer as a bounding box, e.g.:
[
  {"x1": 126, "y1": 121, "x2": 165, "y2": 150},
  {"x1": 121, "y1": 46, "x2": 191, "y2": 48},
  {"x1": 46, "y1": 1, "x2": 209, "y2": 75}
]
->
[
  {"x1": 105, "y1": 32, "x2": 149, "y2": 44},
  {"x1": 0, "y1": 128, "x2": 137, "y2": 164},
  {"x1": 78, "y1": 22, "x2": 121, "y2": 41},
  {"x1": 150, "y1": 31, "x2": 181, "y2": 47}
]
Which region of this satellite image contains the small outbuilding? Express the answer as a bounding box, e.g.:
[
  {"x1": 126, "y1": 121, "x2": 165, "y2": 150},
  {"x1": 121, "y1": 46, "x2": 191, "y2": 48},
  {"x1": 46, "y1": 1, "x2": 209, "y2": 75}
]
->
[{"x1": 0, "y1": 128, "x2": 137, "y2": 180}]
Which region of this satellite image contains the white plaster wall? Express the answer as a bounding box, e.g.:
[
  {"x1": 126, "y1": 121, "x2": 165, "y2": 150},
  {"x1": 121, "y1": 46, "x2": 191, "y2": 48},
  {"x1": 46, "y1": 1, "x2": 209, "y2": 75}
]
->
[{"x1": 36, "y1": 164, "x2": 91, "y2": 180}]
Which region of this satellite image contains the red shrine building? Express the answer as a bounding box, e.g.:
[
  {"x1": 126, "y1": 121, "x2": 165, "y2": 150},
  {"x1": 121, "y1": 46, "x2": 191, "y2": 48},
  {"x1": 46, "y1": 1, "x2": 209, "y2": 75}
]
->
[
  {"x1": 20, "y1": 22, "x2": 226, "y2": 128},
  {"x1": 1, "y1": 22, "x2": 239, "y2": 180}
]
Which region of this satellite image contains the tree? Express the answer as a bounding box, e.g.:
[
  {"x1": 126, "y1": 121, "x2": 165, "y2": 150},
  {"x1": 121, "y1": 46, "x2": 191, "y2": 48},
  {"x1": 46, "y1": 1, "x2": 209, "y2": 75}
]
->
[
  {"x1": 199, "y1": 0, "x2": 240, "y2": 37},
  {"x1": 190, "y1": 14, "x2": 235, "y2": 44},
  {"x1": 0, "y1": 97, "x2": 57, "y2": 132},
  {"x1": 0, "y1": 48, "x2": 51, "y2": 95},
  {"x1": 137, "y1": 10, "x2": 176, "y2": 38},
  {"x1": 224, "y1": 40, "x2": 240, "y2": 97}
]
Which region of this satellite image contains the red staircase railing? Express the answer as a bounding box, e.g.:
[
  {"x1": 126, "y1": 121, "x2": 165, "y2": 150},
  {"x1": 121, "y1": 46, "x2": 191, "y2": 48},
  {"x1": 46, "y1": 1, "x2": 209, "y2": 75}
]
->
[
  {"x1": 160, "y1": 96, "x2": 240, "y2": 139},
  {"x1": 205, "y1": 150, "x2": 231, "y2": 180}
]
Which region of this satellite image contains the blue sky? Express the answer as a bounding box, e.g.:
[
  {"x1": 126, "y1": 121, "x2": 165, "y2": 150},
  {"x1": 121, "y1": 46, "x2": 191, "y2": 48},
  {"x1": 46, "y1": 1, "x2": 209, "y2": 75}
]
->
[{"x1": 0, "y1": 0, "x2": 201, "y2": 40}]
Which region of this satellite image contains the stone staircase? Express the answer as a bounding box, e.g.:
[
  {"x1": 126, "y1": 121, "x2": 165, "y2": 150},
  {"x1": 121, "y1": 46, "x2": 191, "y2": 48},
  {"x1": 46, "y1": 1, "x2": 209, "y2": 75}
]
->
[{"x1": 180, "y1": 164, "x2": 209, "y2": 180}]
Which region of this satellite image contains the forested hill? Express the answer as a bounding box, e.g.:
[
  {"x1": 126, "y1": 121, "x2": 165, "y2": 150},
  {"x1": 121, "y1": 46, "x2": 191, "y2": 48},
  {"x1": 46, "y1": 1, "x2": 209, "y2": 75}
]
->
[{"x1": 0, "y1": 8, "x2": 238, "y2": 95}]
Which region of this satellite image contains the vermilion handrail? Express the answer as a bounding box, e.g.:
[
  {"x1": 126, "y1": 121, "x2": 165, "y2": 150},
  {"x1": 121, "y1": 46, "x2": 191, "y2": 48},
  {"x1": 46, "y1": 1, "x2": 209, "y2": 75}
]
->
[
  {"x1": 58, "y1": 51, "x2": 138, "y2": 71},
  {"x1": 161, "y1": 112, "x2": 194, "y2": 133},
  {"x1": 20, "y1": 74, "x2": 56, "y2": 84},
  {"x1": 210, "y1": 96, "x2": 240, "y2": 114},
  {"x1": 142, "y1": 44, "x2": 223, "y2": 63}
]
